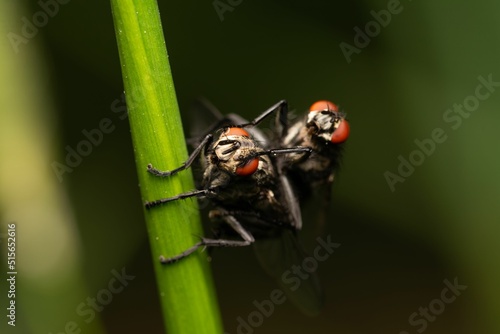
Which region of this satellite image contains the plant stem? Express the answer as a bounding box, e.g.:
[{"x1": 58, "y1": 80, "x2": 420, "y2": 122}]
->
[{"x1": 110, "y1": 1, "x2": 223, "y2": 333}]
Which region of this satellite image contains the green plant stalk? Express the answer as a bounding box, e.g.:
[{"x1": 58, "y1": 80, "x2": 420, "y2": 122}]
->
[{"x1": 110, "y1": 1, "x2": 223, "y2": 333}]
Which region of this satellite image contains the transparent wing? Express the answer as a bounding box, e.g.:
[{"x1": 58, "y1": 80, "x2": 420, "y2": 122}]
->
[
  {"x1": 253, "y1": 229, "x2": 323, "y2": 315},
  {"x1": 298, "y1": 179, "x2": 334, "y2": 239}
]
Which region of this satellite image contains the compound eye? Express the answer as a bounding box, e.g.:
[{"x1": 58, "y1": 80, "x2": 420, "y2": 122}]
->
[
  {"x1": 226, "y1": 127, "x2": 250, "y2": 137},
  {"x1": 331, "y1": 119, "x2": 350, "y2": 144},
  {"x1": 309, "y1": 100, "x2": 338, "y2": 112},
  {"x1": 235, "y1": 158, "x2": 259, "y2": 176}
]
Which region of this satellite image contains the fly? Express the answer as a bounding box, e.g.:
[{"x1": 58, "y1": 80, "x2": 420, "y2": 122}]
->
[
  {"x1": 216, "y1": 99, "x2": 349, "y2": 239},
  {"x1": 218, "y1": 99, "x2": 350, "y2": 200},
  {"x1": 280, "y1": 100, "x2": 350, "y2": 199},
  {"x1": 145, "y1": 105, "x2": 322, "y2": 314}
]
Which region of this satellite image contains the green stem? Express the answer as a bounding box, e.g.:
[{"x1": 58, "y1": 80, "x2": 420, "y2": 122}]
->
[{"x1": 110, "y1": 1, "x2": 223, "y2": 333}]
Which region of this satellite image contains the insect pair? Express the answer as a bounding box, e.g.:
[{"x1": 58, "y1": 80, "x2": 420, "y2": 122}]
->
[{"x1": 145, "y1": 99, "x2": 349, "y2": 314}]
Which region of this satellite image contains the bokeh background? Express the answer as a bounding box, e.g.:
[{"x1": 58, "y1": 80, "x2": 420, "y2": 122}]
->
[{"x1": 1, "y1": 0, "x2": 499, "y2": 333}]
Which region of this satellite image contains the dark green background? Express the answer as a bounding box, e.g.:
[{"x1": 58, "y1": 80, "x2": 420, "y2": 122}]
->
[{"x1": 3, "y1": 0, "x2": 500, "y2": 333}]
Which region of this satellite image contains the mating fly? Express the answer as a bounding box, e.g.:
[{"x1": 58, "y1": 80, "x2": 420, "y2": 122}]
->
[
  {"x1": 218, "y1": 99, "x2": 349, "y2": 240},
  {"x1": 222, "y1": 99, "x2": 350, "y2": 200},
  {"x1": 280, "y1": 100, "x2": 350, "y2": 199},
  {"x1": 145, "y1": 102, "x2": 323, "y2": 314}
]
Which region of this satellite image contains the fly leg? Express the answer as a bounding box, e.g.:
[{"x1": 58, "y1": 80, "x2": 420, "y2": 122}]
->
[
  {"x1": 237, "y1": 100, "x2": 289, "y2": 138},
  {"x1": 147, "y1": 133, "x2": 213, "y2": 177},
  {"x1": 254, "y1": 146, "x2": 313, "y2": 161},
  {"x1": 159, "y1": 238, "x2": 251, "y2": 264},
  {"x1": 279, "y1": 174, "x2": 303, "y2": 230},
  {"x1": 191, "y1": 100, "x2": 290, "y2": 147},
  {"x1": 209, "y1": 208, "x2": 256, "y2": 243},
  {"x1": 144, "y1": 188, "x2": 217, "y2": 209},
  {"x1": 159, "y1": 208, "x2": 255, "y2": 264}
]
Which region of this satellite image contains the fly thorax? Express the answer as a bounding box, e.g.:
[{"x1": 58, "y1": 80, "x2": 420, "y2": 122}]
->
[
  {"x1": 298, "y1": 152, "x2": 331, "y2": 172},
  {"x1": 202, "y1": 163, "x2": 231, "y2": 188}
]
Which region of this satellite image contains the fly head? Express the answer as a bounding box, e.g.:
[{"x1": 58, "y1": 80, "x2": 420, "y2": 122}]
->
[{"x1": 307, "y1": 100, "x2": 350, "y2": 145}]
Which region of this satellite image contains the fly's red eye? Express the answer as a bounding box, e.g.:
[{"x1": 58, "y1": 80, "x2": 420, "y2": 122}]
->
[
  {"x1": 226, "y1": 127, "x2": 250, "y2": 137},
  {"x1": 331, "y1": 120, "x2": 350, "y2": 144},
  {"x1": 309, "y1": 100, "x2": 338, "y2": 112},
  {"x1": 235, "y1": 158, "x2": 259, "y2": 176}
]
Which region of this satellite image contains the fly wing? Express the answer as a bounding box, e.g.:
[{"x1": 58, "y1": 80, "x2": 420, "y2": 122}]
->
[
  {"x1": 308, "y1": 178, "x2": 334, "y2": 236},
  {"x1": 253, "y1": 229, "x2": 323, "y2": 315},
  {"x1": 278, "y1": 174, "x2": 303, "y2": 230}
]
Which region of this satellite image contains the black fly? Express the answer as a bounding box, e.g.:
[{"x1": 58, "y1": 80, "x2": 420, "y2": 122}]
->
[
  {"x1": 279, "y1": 100, "x2": 350, "y2": 200},
  {"x1": 145, "y1": 103, "x2": 323, "y2": 314},
  {"x1": 218, "y1": 99, "x2": 349, "y2": 240},
  {"x1": 220, "y1": 100, "x2": 350, "y2": 201}
]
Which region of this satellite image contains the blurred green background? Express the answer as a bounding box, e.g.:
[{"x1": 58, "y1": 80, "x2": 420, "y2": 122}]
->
[{"x1": 1, "y1": 0, "x2": 499, "y2": 333}]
